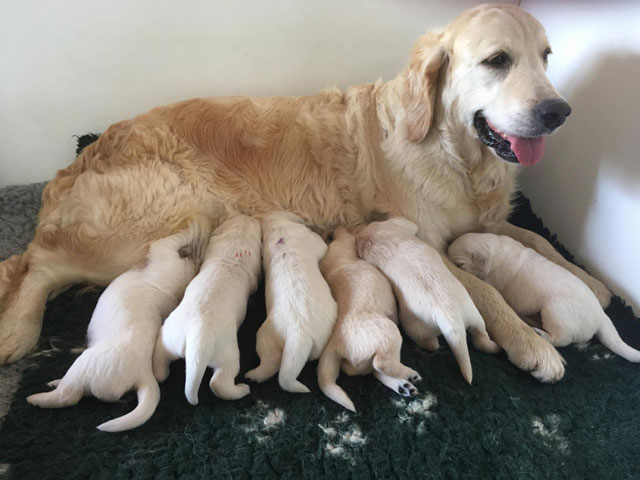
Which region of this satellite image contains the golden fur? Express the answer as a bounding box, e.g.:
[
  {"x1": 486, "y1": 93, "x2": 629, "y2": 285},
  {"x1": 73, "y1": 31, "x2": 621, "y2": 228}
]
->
[{"x1": 0, "y1": 4, "x2": 610, "y2": 381}]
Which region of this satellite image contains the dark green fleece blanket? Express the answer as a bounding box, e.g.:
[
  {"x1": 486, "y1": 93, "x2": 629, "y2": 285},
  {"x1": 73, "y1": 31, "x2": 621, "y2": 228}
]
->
[{"x1": 0, "y1": 135, "x2": 638, "y2": 479}]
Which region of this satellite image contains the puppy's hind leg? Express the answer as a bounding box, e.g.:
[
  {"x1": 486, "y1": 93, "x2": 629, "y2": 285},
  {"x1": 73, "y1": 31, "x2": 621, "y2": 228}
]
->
[
  {"x1": 27, "y1": 380, "x2": 83, "y2": 408},
  {"x1": 466, "y1": 309, "x2": 501, "y2": 354},
  {"x1": 373, "y1": 371, "x2": 418, "y2": 398},
  {"x1": 209, "y1": 343, "x2": 250, "y2": 401},
  {"x1": 278, "y1": 333, "x2": 314, "y2": 393},
  {"x1": 317, "y1": 345, "x2": 356, "y2": 412},
  {"x1": 372, "y1": 351, "x2": 422, "y2": 385},
  {"x1": 152, "y1": 330, "x2": 178, "y2": 383},
  {"x1": 245, "y1": 320, "x2": 282, "y2": 383}
]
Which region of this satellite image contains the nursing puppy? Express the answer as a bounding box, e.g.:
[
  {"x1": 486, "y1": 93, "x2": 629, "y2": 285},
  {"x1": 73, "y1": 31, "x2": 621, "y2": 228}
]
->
[
  {"x1": 448, "y1": 233, "x2": 640, "y2": 362},
  {"x1": 318, "y1": 228, "x2": 421, "y2": 412},
  {"x1": 26, "y1": 221, "x2": 205, "y2": 432},
  {"x1": 245, "y1": 211, "x2": 337, "y2": 393},
  {"x1": 153, "y1": 215, "x2": 262, "y2": 404},
  {"x1": 357, "y1": 217, "x2": 499, "y2": 384}
]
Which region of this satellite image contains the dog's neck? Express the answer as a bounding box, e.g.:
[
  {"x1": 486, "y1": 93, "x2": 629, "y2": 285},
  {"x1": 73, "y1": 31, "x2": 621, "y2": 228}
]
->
[{"x1": 359, "y1": 76, "x2": 519, "y2": 250}]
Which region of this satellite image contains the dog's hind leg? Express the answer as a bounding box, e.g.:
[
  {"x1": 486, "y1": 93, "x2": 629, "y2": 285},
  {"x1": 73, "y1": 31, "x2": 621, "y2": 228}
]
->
[
  {"x1": 372, "y1": 351, "x2": 422, "y2": 385},
  {"x1": 209, "y1": 344, "x2": 250, "y2": 400},
  {"x1": 27, "y1": 380, "x2": 84, "y2": 408},
  {"x1": 373, "y1": 371, "x2": 418, "y2": 397},
  {"x1": 278, "y1": 333, "x2": 313, "y2": 393},
  {"x1": 245, "y1": 320, "x2": 282, "y2": 383},
  {"x1": 152, "y1": 332, "x2": 177, "y2": 383},
  {"x1": 0, "y1": 248, "x2": 80, "y2": 365}
]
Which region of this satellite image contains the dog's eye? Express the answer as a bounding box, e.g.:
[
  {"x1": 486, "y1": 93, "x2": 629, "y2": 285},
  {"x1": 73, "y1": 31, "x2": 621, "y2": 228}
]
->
[
  {"x1": 542, "y1": 47, "x2": 552, "y2": 63},
  {"x1": 482, "y1": 52, "x2": 510, "y2": 68}
]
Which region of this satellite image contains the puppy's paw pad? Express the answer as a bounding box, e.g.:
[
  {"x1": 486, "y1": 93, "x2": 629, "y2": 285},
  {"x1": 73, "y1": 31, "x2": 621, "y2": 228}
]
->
[
  {"x1": 398, "y1": 382, "x2": 418, "y2": 397},
  {"x1": 408, "y1": 372, "x2": 422, "y2": 384}
]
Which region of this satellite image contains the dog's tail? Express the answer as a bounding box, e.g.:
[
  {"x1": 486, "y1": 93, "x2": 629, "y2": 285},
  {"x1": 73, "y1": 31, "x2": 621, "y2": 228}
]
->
[
  {"x1": 436, "y1": 312, "x2": 473, "y2": 384},
  {"x1": 278, "y1": 332, "x2": 313, "y2": 393},
  {"x1": 317, "y1": 345, "x2": 355, "y2": 412},
  {"x1": 596, "y1": 315, "x2": 640, "y2": 362},
  {"x1": 184, "y1": 332, "x2": 209, "y2": 405},
  {"x1": 97, "y1": 376, "x2": 160, "y2": 433}
]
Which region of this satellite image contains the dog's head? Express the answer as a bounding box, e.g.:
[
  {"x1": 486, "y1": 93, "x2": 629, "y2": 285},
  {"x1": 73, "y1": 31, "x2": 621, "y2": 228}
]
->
[
  {"x1": 403, "y1": 4, "x2": 569, "y2": 166},
  {"x1": 447, "y1": 233, "x2": 494, "y2": 279}
]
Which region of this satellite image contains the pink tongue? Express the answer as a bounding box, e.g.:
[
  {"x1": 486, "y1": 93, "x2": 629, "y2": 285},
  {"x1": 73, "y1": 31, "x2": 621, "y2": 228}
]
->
[{"x1": 506, "y1": 135, "x2": 545, "y2": 166}]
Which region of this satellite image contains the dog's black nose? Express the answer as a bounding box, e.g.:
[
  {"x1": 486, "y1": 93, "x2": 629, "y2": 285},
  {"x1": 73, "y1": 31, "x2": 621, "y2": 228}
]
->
[{"x1": 536, "y1": 99, "x2": 572, "y2": 130}]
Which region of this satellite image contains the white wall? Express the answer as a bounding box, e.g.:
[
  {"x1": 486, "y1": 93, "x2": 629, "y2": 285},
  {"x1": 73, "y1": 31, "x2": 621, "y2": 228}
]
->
[
  {"x1": 0, "y1": 0, "x2": 513, "y2": 187},
  {"x1": 520, "y1": 0, "x2": 640, "y2": 314}
]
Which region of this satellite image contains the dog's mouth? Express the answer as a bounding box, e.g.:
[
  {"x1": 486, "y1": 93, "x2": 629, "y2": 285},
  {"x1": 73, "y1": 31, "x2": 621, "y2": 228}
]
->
[{"x1": 473, "y1": 112, "x2": 545, "y2": 166}]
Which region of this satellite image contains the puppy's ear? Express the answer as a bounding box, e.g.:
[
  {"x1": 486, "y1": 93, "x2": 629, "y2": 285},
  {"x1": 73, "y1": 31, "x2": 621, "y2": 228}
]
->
[
  {"x1": 403, "y1": 32, "x2": 446, "y2": 143},
  {"x1": 470, "y1": 250, "x2": 491, "y2": 278}
]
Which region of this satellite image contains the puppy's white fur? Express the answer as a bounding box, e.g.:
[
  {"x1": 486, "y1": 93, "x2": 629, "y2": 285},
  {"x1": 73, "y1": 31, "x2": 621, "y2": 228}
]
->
[
  {"x1": 357, "y1": 217, "x2": 499, "y2": 384},
  {"x1": 318, "y1": 228, "x2": 421, "y2": 412},
  {"x1": 153, "y1": 215, "x2": 262, "y2": 404},
  {"x1": 245, "y1": 211, "x2": 337, "y2": 393},
  {"x1": 26, "y1": 223, "x2": 203, "y2": 432},
  {"x1": 448, "y1": 233, "x2": 640, "y2": 362}
]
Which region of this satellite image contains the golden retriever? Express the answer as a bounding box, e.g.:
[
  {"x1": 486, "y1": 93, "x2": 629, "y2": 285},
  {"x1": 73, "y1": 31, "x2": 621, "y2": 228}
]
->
[{"x1": 0, "y1": 4, "x2": 610, "y2": 382}]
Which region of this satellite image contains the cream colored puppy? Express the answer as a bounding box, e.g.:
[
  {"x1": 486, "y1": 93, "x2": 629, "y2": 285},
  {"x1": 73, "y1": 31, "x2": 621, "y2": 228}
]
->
[
  {"x1": 357, "y1": 217, "x2": 499, "y2": 384},
  {"x1": 245, "y1": 211, "x2": 337, "y2": 393},
  {"x1": 153, "y1": 215, "x2": 262, "y2": 404},
  {"x1": 26, "y1": 221, "x2": 205, "y2": 432},
  {"x1": 318, "y1": 228, "x2": 421, "y2": 412},
  {"x1": 448, "y1": 233, "x2": 640, "y2": 361}
]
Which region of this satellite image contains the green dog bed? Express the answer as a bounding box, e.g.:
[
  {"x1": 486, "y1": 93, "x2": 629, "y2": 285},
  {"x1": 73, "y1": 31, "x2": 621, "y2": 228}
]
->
[{"x1": 0, "y1": 135, "x2": 638, "y2": 479}]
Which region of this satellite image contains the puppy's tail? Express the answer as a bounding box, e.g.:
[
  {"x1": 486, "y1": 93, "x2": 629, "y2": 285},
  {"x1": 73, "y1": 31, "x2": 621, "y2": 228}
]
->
[
  {"x1": 278, "y1": 333, "x2": 313, "y2": 393},
  {"x1": 317, "y1": 345, "x2": 355, "y2": 412},
  {"x1": 436, "y1": 313, "x2": 473, "y2": 384},
  {"x1": 184, "y1": 333, "x2": 209, "y2": 405},
  {"x1": 97, "y1": 376, "x2": 160, "y2": 433},
  {"x1": 596, "y1": 315, "x2": 640, "y2": 362}
]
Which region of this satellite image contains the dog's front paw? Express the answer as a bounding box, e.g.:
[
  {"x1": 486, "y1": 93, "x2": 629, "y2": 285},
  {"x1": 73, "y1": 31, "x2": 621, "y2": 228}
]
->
[
  {"x1": 506, "y1": 329, "x2": 565, "y2": 383},
  {"x1": 397, "y1": 382, "x2": 419, "y2": 397}
]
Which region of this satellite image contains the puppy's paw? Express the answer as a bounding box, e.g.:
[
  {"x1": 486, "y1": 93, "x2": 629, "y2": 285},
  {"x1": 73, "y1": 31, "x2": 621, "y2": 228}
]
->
[
  {"x1": 397, "y1": 382, "x2": 418, "y2": 397},
  {"x1": 407, "y1": 370, "x2": 422, "y2": 384},
  {"x1": 245, "y1": 368, "x2": 269, "y2": 383}
]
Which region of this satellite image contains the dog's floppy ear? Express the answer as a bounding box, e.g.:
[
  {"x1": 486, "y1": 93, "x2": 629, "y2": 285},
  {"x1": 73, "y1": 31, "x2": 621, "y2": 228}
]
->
[{"x1": 403, "y1": 32, "x2": 446, "y2": 143}]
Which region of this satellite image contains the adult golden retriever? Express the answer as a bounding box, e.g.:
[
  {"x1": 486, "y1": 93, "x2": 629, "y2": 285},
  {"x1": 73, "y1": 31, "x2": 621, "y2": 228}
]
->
[{"x1": 0, "y1": 4, "x2": 610, "y2": 382}]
